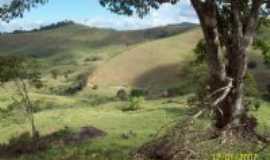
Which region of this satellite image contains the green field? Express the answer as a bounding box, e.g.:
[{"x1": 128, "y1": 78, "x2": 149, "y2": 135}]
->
[{"x1": 0, "y1": 23, "x2": 269, "y2": 160}]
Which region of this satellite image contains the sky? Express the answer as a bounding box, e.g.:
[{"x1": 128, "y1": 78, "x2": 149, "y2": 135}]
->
[{"x1": 0, "y1": 0, "x2": 198, "y2": 32}]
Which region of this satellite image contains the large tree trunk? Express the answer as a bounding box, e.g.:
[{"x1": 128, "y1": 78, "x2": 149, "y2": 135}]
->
[
  {"x1": 215, "y1": 46, "x2": 248, "y2": 129},
  {"x1": 190, "y1": 0, "x2": 261, "y2": 130},
  {"x1": 191, "y1": 0, "x2": 232, "y2": 129}
]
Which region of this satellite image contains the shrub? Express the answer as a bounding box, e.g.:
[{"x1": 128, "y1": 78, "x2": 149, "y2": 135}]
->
[
  {"x1": 63, "y1": 72, "x2": 89, "y2": 95},
  {"x1": 244, "y1": 98, "x2": 261, "y2": 111},
  {"x1": 8, "y1": 132, "x2": 32, "y2": 146},
  {"x1": 122, "y1": 97, "x2": 144, "y2": 111},
  {"x1": 244, "y1": 72, "x2": 259, "y2": 97},
  {"x1": 87, "y1": 95, "x2": 115, "y2": 106},
  {"x1": 130, "y1": 88, "x2": 148, "y2": 97},
  {"x1": 76, "y1": 73, "x2": 88, "y2": 87},
  {"x1": 63, "y1": 70, "x2": 73, "y2": 80},
  {"x1": 64, "y1": 82, "x2": 84, "y2": 95},
  {"x1": 247, "y1": 61, "x2": 257, "y2": 69},
  {"x1": 84, "y1": 56, "x2": 102, "y2": 62},
  {"x1": 116, "y1": 89, "x2": 128, "y2": 101},
  {"x1": 92, "y1": 84, "x2": 99, "y2": 90},
  {"x1": 267, "y1": 84, "x2": 270, "y2": 95},
  {"x1": 50, "y1": 69, "x2": 60, "y2": 79},
  {"x1": 163, "y1": 87, "x2": 185, "y2": 98},
  {"x1": 193, "y1": 39, "x2": 207, "y2": 64}
]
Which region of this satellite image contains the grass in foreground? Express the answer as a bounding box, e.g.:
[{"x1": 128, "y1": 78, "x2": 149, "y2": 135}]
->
[
  {"x1": 0, "y1": 92, "x2": 269, "y2": 160},
  {"x1": 0, "y1": 93, "x2": 188, "y2": 160}
]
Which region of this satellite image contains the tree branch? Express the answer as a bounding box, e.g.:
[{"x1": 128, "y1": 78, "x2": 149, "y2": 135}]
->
[
  {"x1": 211, "y1": 78, "x2": 233, "y2": 107},
  {"x1": 231, "y1": 0, "x2": 243, "y2": 44},
  {"x1": 244, "y1": 0, "x2": 264, "y2": 44}
]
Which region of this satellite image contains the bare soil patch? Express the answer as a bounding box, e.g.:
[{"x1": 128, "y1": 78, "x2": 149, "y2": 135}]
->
[{"x1": 0, "y1": 126, "x2": 106, "y2": 157}]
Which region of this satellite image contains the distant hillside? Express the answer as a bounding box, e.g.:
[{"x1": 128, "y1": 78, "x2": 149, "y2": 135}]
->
[
  {"x1": 0, "y1": 22, "x2": 196, "y2": 59},
  {"x1": 9, "y1": 20, "x2": 76, "y2": 34},
  {"x1": 88, "y1": 28, "x2": 202, "y2": 90}
]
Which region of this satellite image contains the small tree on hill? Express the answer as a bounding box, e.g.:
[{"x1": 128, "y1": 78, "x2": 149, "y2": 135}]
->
[{"x1": 0, "y1": 56, "x2": 43, "y2": 140}]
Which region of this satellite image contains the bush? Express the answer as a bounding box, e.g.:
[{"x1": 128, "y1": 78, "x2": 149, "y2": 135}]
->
[
  {"x1": 267, "y1": 84, "x2": 270, "y2": 95},
  {"x1": 265, "y1": 84, "x2": 270, "y2": 100},
  {"x1": 8, "y1": 132, "x2": 33, "y2": 146},
  {"x1": 63, "y1": 70, "x2": 73, "y2": 80},
  {"x1": 244, "y1": 72, "x2": 259, "y2": 97},
  {"x1": 163, "y1": 87, "x2": 185, "y2": 98},
  {"x1": 116, "y1": 89, "x2": 128, "y2": 101},
  {"x1": 193, "y1": 39, "x2": 207, "y2": 64},
  {"x1": 92, "y1": 84, "x2": 99, "y2": 90},
  {"x1": 122, "y1": 97, "x2": 144, "y2": 111},
  {"x1": 50, "y1": 69, "x2": 60, "y2": 79},
  {"x1": 63, "y1": 72, "x2": 89, "y2": 95},
  {"x1": 130, "y1": 88, "x2": 148, "y2": 97},
  {"x1": 247, "y1": 61, "x2": 257, "y2": 69},
  {"x1": 244, "y1": 98, "x2": 261, "y2": 111},
  {"x1": 84, "y1": 56, "x2": 102, "y2": 62},
  {"x1": 64, "y1": 82, "x2": 84, "y2": 95},
  {"x1": 87, "y1": 95, "x2": 115, "y2": 106}
]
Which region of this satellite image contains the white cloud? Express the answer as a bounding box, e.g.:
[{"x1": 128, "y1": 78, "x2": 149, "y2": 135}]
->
[
  {"x1": 0, "y1": 20, "x2": 47, "y2": 32},
  {"x1": 79, "y1": 1, "x2": 197, "y2": 30},
  {"x1": 0, "y1": 0, "x2": 198, "y2": 32}
]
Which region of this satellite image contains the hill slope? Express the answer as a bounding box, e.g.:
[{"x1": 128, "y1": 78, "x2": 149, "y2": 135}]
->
[
  {"x1": 88, "y1": 29, "x2": 202, "y2": 89},
  {"x1": 0, "y1": 23, "x2": 195, "y2": 59},
  {"x1": 88, "y1": 27, "x2": 270, "y2": 92}
]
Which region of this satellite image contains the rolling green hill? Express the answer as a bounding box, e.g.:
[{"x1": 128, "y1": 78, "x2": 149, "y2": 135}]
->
[
  {"x1": 88, "y1": 28, "x2": 202, "y2": 89},
  {"x1": 0, "y1": 23, "x2": 195, "y2": 60}
]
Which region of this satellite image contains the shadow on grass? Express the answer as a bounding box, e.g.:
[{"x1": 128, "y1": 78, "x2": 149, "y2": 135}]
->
[
  {"x1": 0, "y1": 126, "x2": 106, "y2": 158},
  {"x1": 132, "y1": 63, "x2": 184, "y2": 90},
  {"x1": 161, "y1": 107, "x2": 188, "y2": 118}
]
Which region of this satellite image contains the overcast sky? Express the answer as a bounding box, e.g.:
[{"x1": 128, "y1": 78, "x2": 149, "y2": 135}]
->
[{"x1": 0, "y1": 0, "x2": 198, "y2": 32}]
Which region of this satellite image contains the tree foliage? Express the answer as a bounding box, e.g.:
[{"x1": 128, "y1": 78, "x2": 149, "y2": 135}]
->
[
  {"x1": 99, "y1": 0, "x2": 179, "y2": 17},
  {"x1": 0, "y1": 56, "x2": 42, "y2": 139},
  {"x1": 193, "y1": 39, "x2": 207, "y2": 64},
  {"x1": 0, "y1": 56, "x2": 42, "y2": 87},
  {"x1": 0, "y1": 0, "x2": 47, "y2": 22},
  {"x1": 254, "y1": 38, "x2": 270, "y2": 66}
]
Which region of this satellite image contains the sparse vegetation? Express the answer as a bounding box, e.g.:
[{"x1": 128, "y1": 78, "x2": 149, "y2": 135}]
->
[
  {"x1": 84, "y1": 56, "x2": 103, "y2": 62},
  {"x1": 254, "y1": 39, "x2": 270, "y2": 67},
  {"x1": 116, "y1": 89, "x2": 129, "y2": 101},
  {"x1": 50, "y1": 69, "x2": 60, "y2": 80},
  {"x1": 130, "y1": 88, "x2": 148, "y2": 98},
  {"x1": 122, "y1": 97, "x2": 145, "y2": 111},
  {"x1": 244, "y1": 72, "x2": 259, "y2": 97}
]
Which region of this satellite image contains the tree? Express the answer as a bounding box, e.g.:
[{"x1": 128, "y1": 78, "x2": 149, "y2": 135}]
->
[
  {"x1": 1, "y1": 0, "x2": 270, "y2": 131},
  {"x1": 0, "y1": 56, "x2": 43, "y2": 140}
]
